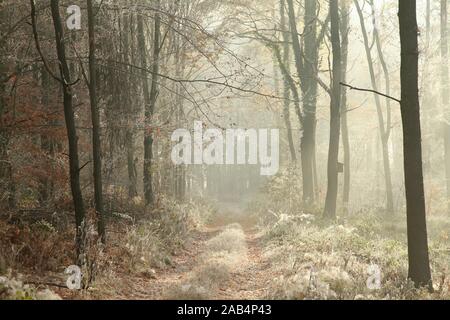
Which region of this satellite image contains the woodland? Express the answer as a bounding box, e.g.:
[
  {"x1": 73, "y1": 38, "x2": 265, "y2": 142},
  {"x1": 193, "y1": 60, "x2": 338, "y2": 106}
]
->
[{"x1": 0, "y1": 0, "x2": 449, "y2": 300}]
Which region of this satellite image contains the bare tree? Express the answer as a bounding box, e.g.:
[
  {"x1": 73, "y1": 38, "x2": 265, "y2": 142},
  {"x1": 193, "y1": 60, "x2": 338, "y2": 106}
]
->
[
  {"x1": 30, "y1": 0, "x2": 86, "y2": 264},
  {"x1": 141, "y1": 0, "x2": 162, "y2": 206},
  {"x1": 286, "y1": 0, "x2": 318, "y2": 207},
  {"x1": 340, "y1": 0, "x2": 351, "y2": 214},
  {"x1": 122, "y1": 5, "x2": 139, "y2": 199},
  {"x1": 398, "y1": 0, "x2": 432, "y2": 289},
  {"x1": 354, "y1": 0, "x2": 394, "y2": 214},
  {"x1": 87, "y1": 0, "x2": 106, "y2": 243},
  {"x1": 441, "y1": 0, "x2": 450, "y2": 214},
  {"x1": 280, "y1": 0, "x2": 296, "y2": 162},
  {"x1": 323, "y1": 0, "x2": 342, "y2": 219}
]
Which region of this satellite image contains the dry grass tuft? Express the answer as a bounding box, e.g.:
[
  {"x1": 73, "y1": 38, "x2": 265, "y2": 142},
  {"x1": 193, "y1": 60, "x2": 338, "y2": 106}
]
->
[{"x1": 165, "y1": 225, "x2": 248, "y2": 300}]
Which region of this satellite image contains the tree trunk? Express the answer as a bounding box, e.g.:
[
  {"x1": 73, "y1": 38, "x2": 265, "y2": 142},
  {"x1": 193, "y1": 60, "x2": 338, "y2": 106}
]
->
[
  {"x1": 441, "y1": 0, "x2": 450, "y2": 214},
  {"x1": 323, "y1": 0, "x2": 342, "y2": 219},
  {"x1": 87, "y1": 0, "x2": 106, "y2": 243},
  {"x1": 280, "y1": 0, "x2": 296, "y2": 162},
  {"x1": 286, "y1": 0, "x2": 316, "y2": 206},
  {"x1": 0, "y1": 8, "x2": 14, "y2": 210},
  {"x1": 139, "y1": 1, "x2": 161, "y2": 206},
  {"x1": 49, "y1": 0, "x2": 86, "y2": 265},
  {"x1": 398, "y1": 0, "x2": 433, "y2": 289},
  {"x1": 137, "y1": 11, "x2": 151, "y2": 205},
  {"x1": 355, "y1": 0, "x2": 394, "y2": 214},
  {"x1": 340, "y1": 0, "x2": 350, "y2": 214},
  {"x1": 301, "y1": 0, "x2": 318, "y2": 206},
  {"x1": 121, "y1": 5, "x2": 138, "y2": 199},
  {"x1": 174, "y1": 22, "x2": 186, "y2": 201},
  {"x1": 422, "y1": 0, "x2": 432, "y2": 174}
]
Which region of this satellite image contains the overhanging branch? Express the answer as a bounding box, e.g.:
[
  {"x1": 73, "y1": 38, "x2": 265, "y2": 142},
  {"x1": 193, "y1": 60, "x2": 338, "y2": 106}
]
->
[{"x1": 340, "y1": 82, "x2": 401, "y2": 104}]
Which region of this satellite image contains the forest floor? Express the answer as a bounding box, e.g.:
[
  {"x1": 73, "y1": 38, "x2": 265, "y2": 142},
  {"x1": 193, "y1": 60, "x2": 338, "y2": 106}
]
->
[
  {"x1": 53, "y1": 201, "x2": 277, "y2": 300},
  {"x1": 145, "y1": 202, "x2": 276, "y2": 300},
  {"x1": 4, "y1": 197, "x2": 447, "y2": 300}
]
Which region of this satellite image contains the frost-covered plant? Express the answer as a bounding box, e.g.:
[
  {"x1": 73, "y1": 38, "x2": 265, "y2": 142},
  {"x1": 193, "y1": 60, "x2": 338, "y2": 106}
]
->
[
  {"x1": 0, "y1": 275, "x2": 61, "y2": 300},
  {"x1": 263, "y1": 212, "x2": 449, "y2": 300},
  {"x1": 124, "y1": 197, "x2": 215, "y2": 271},
  {"x1": 165, "y1": 283, "x2": 210, "y2": 300},
  {"x1": 204, "y1": 228, "x2": 246, "y2": 255}
]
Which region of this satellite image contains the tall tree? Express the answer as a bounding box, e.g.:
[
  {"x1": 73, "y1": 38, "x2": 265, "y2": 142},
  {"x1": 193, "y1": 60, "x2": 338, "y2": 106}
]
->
[
  {"x1": 354, "y1": 0, "x2": 394, "y2": 214},
  {"x1": 30, "y1": 0, "x2": 86, "y2": 264},
  {"x1": 140, "y1": 0, "x2": 161, "y2": 206},
  {"x1": 398, "y1": 0, "x2": 433, "y2": 288},
  {"x1": 323, "y1": 0, "x2": 342, "y2": 219},
  {"x1": 174, "y1": 7, "x2": 187, "y2": 201},
  {"x1": 122, "y1": 5, "x2": 138, "y2": 199},
  {"x1": 0, "y1": 6, "x2": 14, "y2": 210},
  {"x1": 427, "y1": 0, "x2": 431, "y2": 41},
  {"x1": 87, "y1": 0, "x2": 106, "y2": 243},
  {"x1": 441, "y1": 0, "x2": 450, "y2": 214},
  {"x1": 371, "y1": 0, "x2": 394, "y2": 211},
  {"x1": 280, "y1": 0, "x2": 296, "y2": 162},
  {"x1": 286, "y1": 0, "x2": 318, "y2": 206},
  {"x1": 340, "y1": 0, "x2": 350, "y2": 214},
  {"x1": 137, "y1": 9, "x2": 151, "y2": 205}
]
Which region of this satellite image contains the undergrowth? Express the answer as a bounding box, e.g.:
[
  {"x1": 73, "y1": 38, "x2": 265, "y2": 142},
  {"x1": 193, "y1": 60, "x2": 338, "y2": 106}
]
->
[
  {"x1": 0, "y1": 195, "x2": 213, "y2": 299},
  {"x1": 254, "y1": 166, "x2": 450, "y2": 300}
]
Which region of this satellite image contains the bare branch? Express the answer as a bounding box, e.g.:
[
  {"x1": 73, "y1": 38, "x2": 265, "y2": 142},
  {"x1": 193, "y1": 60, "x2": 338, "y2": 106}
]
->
[
  {"x1": 340, "y1": 82, "x2": 401, "y2": 104},
  {"x1": 29, "y1": 0, "x2": 62, "y2": 83}
]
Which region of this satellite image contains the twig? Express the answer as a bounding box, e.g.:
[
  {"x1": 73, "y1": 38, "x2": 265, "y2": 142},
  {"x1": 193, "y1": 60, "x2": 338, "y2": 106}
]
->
[
  {"x1": 30, "y1": 0, "x2": 80, "y2": 87},
  {"x1": 25, "y1": 281, "x2": 67, "y2": 289},
  {"x1": 78, "y1": 161, "x2": 92, "y2": 173},
  {"x1": 29, "y1": 0, "x2": 62, "y2": 83},
  {"x1": 340, "y1": 82, "x2": 401, "y2": 104}
]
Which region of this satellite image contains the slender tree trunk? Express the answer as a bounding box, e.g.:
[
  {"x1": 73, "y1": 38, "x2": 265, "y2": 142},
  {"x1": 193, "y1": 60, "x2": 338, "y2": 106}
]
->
[
  {"x1": 340, "y1": 1, "x2": 350, "y2": 214},
  {"x1": 0, "y1": 51, "x2": 11, "y2": 209},
  {"x1": 427, "y1": 0, "x2": 431, "y2": 41},
  {"x1": 121, "y1": 6, "x2": 138, "y2": 199},
  {"x1": 301, "y1": 0, "x2": 318, "y2": 206},
  {"x1": 441, "y1": 0, "x2": 450, "y2": 213},
  {"x1": 323, "y1": 0, "x2": 342, "y2": 219},
  {"x1": 87, "y1": 0, "x2": 106, "y2": 243},
  {"x1": 0, "y1": 9, "x2": 14, "y2": 209},
  {"x1": 422, "y1": 0, "x2": 432, "y2": 174},
  {"x1": 137, "y1": 12, "x2": 151, "y2": 204},
  {"x1": 126, "y1": 132, "x2": 138, "y2": 198},
  {"x1": 49, "y1": 0, "x2": 86, "y2": 264},
  {"x1": 273, "y1": 45, "x2": 302, "y2": 161},
  {"x1": 398, "y1": 0, "x2": 433, "y2": 289},
  {"x1": 0, "y1": 103, "x2": 13, "y2": 209},
  {"x1": 174, "y1": 23, "x2": 186, "y2": 201},
  {"x1": 39, "y1": 66, "x2": 49, "y2": 205},
  {"x1": 139, "y1": 1, "x2": 161, "y2": 206},
  {"x1": 372, "y1": 0, "x2": 394, "y2": 213},
  {"x1": 355, "y1": 0, "x2": 394, "y2": 214},
  {"x1": 286, "y1": 0, "x2": 316, "y2": 206},
  {"x1": 280, "y1": 0, "x2": 296, "y2": 162}
]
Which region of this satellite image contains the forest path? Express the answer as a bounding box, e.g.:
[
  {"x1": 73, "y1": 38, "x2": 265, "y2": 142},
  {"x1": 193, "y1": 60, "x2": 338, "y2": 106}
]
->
[
  {"x1": 211, "y1": 225, "x2": 272, "y2": 300},
  {"x1": 144, "y1": 201, "x2": 274, "y2": 300},
  {"x1": 206, "y1": 200, "x2": 272, "y2": 299},
  {"x1": 139, "y1": 226, "x2": 221, "y2": 299}
]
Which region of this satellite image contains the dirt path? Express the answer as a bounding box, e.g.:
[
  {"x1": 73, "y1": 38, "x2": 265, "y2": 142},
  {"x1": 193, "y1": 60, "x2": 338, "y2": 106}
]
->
[
  {"x1": 60, "y1": 212, "x2": 274, "y2": 300},
  {"x1": 143, "y1": 227, "x2": 221, "y2": 299},
  {"x1": 212, "y1": 226, "x2": 273, "y2": 300},
  {"x1": 143, "y1": 202, "x2": 273, "y2": 300}
]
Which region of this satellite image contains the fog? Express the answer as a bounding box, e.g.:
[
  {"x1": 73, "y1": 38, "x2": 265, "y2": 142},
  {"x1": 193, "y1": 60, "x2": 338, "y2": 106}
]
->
[{"x1": 0, "y1": 0, "x2": 448, "y2": 301}]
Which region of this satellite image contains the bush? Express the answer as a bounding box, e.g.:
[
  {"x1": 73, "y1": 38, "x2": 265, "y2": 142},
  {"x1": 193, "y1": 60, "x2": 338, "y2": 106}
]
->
[
  {"x1": 263, "y1": 215, "x2": 449, "y2": 300},
  {"x1": 0, "y1": 274, "x2": 61, "y2": 300}
]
